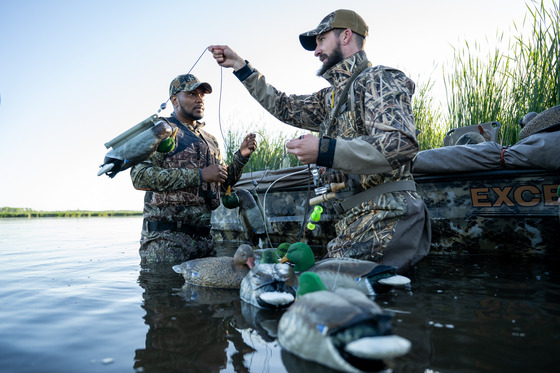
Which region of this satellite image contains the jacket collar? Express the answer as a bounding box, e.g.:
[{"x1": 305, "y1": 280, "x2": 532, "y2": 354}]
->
[
  {"x1": 322, "y1": 50, "x2": 369, "y2": 87},
  {"x1": 169, "y1": 113, "x2": 205, "y2": 133}
]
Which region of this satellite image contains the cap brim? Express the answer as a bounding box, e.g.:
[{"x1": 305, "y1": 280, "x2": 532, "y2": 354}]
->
[
  {"x1": 176, "y1": 82, "x2": 212, "y2": 95},
  {"x1": 193, "y1": 82, "x2": 212, "y2": 94},
  {"x1": 299, "y1": 33, "x2": 317, "y2": 51}
]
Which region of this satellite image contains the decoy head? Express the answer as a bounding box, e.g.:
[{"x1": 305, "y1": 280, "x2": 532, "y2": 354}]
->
[
  {"x1": 157, "y1": 127, "x2": 178, "y2": 153},
  {"x1": 279, "y1": 242, "x2": 315, "y2": 272},
  {"x1": 234, "y1": 244, "x2": 255, "y2": 269},
  {"x1": 222, "y1": 186, "x2": 240, "y2": 209},
  {"x1": 260, "y1": 249, "x2": 279, "y2": 264},
  {"x1": 275, "y1": 242, "x2": 291, "y2": 259},
  {"x1": 296, "y1": 272, "x2": 327, "y2": 297}
]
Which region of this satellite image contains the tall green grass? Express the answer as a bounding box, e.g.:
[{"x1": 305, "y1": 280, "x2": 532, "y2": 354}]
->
[
  {"x1": 413, "y1": 79, "x2": 446, "y2": 149},
  {"x1": 223, "y1": 119, "x2": 303, "y2": 173},
  {"x1": 440, "y1": 0, "x2": 559, "y2": 146},
  {"x1": 225, "y1": 0, "x2": 559, "y2": 166}
]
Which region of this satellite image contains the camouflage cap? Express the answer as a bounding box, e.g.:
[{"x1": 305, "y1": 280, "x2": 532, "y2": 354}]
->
[
  {"x1": 299, "y1": 9, "x2": 369, "y2": 51},
  {"x1": 169, "y1": 74, "x2": 212, "y2": 97}
]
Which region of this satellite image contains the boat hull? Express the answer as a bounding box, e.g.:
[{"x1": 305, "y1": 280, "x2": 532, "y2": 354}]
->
[{"x1": 211, "y1": 167, "x2": 559, "y2": 257}]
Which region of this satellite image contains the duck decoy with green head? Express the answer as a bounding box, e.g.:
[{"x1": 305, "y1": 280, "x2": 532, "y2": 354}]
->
[
  {"x1": 240, "y1": 250, "x2": 297, "y2": 310},
  {"x1": 279, "y1": 242, "x2": 411, "y2": 295},
  {"x1": 278, "y1": 272, "x2": 411, "y2": 373},
  {"x1": 173, "y1": 244, "x2": 255, "y2": 289}
]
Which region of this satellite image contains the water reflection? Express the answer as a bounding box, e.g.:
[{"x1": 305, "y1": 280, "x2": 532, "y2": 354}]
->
[
  {"x1": 239, "y1": 302, "x2": 283, "y2": 342},
  {"x1": 135, "y1": 264, "x2": 254, "y2": 373}
]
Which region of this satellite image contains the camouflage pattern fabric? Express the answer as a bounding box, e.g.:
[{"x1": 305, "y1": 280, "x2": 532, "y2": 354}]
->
[
  {"x1": 238, "y1": 51, "x2": 430, "y2": 271},
  {"x1": 131, "y1": 114, "x2": 248, "y2": 265},
  {"x1": 139, "y1": 230, "x2": 215, "y2": 264}
]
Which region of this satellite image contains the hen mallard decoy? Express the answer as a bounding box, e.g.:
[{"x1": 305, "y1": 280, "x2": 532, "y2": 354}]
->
[
  {"x1": 279, "y1": 242, "x2": 410, "y2": 295},
  {"x1": 172, "y1": 244, "x2": 255, "y2": 289},
  {"x1": 240, "y1": 250, "x2": 297, "y2": 310},
  {"x1": 278, "y1": 272, "x2": 411, "y2": 372}
]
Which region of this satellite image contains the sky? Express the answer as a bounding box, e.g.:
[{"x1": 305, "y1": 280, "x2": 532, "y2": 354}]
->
[{"x1": 0, "y1": 0, "x2": 537, "y2": 211}]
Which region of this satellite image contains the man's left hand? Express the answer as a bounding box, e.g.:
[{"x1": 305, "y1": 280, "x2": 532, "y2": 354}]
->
[
  {"x1": 240, "y1": 133, "x2": 257, "y2": 158},
  {"x1": 285, "y1": 134, "x2": 319, "y2": 164}
]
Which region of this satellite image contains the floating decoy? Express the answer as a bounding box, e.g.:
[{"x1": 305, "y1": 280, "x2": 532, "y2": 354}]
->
[
  {"x1": 240, "y1": 250, "x2": 297, "y2": 310},
  {"x1": 279, "y1": 242, "x2": 410, "y2": 295},
  {"x1": 173, "y1": 244, "x2": 255, "y2": 289},
  {"x1": 278, "y1": 272, "x2": 411, "y2": 373}
]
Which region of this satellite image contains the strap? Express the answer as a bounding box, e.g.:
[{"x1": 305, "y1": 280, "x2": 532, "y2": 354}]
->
[
  {"x1": 331, "y1": 60, "x2": 372, "y2": 120},
  {"x1": 335, "y1": 180, "x2": 417, "y2": 213},
  {"x1": 349, "y1": 66, "x2": 375, "y2": 113}
]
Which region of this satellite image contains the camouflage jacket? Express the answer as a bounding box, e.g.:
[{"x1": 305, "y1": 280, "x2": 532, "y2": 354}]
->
[
  {"x1": 234, "y1": 51, "x2": 419, "y2": 193},
  {"x1": 130, "y1": 114, "x2": 248, "y2": 227}
]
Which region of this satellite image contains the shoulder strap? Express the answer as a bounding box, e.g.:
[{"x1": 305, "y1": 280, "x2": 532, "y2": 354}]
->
[
  {"x1": 331, "y1": 60, "x2": 372, "y2": 120},
  {"x1": 349, "y1": 65, "x2": 380, "y2": 114}
]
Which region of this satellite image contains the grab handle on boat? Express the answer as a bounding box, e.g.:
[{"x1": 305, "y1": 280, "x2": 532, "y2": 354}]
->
[
  {"x1": 314, "y1": 181, "x2": 347, "y2": 196},
  {"x1": 309, "y1": 192, "x2": 337, "y2": 205}
]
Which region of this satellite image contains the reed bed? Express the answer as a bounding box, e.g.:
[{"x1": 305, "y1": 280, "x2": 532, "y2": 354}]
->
[
  {"x1": 224, "y1": 0, "x2": 558, "y2": 168},
  {"x1": 440, "y1": 0, "x2": 559, "y2": 146}
]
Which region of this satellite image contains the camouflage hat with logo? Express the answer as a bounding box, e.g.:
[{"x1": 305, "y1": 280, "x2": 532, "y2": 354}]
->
[
  {"x1": 299, "y1": 9, "x2": 369, "y2": 51},
  {"x1": 169, "y1": 74, "x2": 212, "y2": 97}
]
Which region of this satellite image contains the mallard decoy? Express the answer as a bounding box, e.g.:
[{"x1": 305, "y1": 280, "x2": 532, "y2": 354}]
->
[
  {"x1": 172, "y1": 244, "x2": 255, "y2": 289},
  {"x1": 275, "y1": 242, "x2": 291, "y2": 260},
  {"x1": 98, "y1": 116, "x2": 177, "y2": 178},
  {"x1": 278, "y1": 272, "x2": 411, "y2": 373},
  {"x1": 279, "y1": 242, "x2": 410, "y2": 295},
  {"x1": 240, "y1": 250, "x2": 297, "y2": 310}
]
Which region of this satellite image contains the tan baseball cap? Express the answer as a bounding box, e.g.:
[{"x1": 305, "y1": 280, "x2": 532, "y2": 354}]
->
[{"x1": 299, "y1": 9, "x2": 368, "y2": 51}]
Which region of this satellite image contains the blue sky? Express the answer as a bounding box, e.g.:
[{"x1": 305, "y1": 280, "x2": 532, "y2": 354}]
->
[{"x1": 0, "y1": 0, "x2": 534, "y2": 211}]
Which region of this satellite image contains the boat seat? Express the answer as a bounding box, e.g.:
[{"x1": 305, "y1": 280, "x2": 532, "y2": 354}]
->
[{"x1": 443, "y1": 121, "x2": 501, "y2": 146}]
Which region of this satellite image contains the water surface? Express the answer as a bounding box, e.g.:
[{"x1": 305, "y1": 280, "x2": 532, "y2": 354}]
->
[{"x1": 0, "y1": 217, "x2": 558, "y2": 372}]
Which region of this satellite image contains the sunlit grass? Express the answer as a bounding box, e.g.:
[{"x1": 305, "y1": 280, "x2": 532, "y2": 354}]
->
[
  {"x1": 221, "y1": 114, "x2": 304, "y2": 173},
  {"x1": 439, "y1": 0, "x2": 559, "y2": 146}
]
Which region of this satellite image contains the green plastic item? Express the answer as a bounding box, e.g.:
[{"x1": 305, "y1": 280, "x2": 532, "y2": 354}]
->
[
  {"x1": 222, "y1": 186, "x2": 240, "y2": 209},
  {"x1": 157, "y1": 137, "x2": 176, "y2": 153},
  {"x1": 307, "y1": 205, "x2": 323, "y2": 230}
]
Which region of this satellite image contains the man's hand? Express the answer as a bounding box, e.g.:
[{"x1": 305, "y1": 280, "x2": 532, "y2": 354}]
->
[
  {"x1": 201, "y1": 164, "x2": 228, "y2": 183},
  {"x1": 208, "y1": 45, "x2": 246, "y2": 71},
  {"x1": 240, "y1": 133, "x2": 257, "y2": 158},
  {"x1": 285, "y1": 134, "x2": 319, "y2": 164}
]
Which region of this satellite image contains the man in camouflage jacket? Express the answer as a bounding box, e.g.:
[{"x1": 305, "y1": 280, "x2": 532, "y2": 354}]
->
[
  {"x1": 131, "y1": 74, "x2": 256, "y2": 265},
  {"x1": 210, "y1": 9, "x2": 430, "y2": 273}
]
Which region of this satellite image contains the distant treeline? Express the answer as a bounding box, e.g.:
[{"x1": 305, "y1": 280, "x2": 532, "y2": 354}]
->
[{"x1": 0, "y1": 207, "x2": 142, "y2": 218}]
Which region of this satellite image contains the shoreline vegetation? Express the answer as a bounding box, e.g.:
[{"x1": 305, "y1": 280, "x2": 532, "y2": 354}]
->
[{"x1": 0, "y1": 207, "x2": 142, "y2": 218}]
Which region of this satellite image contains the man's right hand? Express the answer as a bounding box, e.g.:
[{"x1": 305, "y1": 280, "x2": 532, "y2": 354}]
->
[
  {"x1": 208, "y1": 45, "x2": 246, "y2": 71},
  {"x1": 201, "y1": 164, "x2": 228, "y2": 183}
]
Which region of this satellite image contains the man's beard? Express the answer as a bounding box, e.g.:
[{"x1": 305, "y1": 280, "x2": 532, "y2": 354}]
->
[
  {"x1": 317, "y1": 46, "x2": 344, "y2": 76},
  {"x1": 178, "y1": 103, "x2": 203, "y2": 122}
]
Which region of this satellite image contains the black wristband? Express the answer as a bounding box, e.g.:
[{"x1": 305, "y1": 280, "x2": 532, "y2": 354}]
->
[
  {"x1": 316, "y1": 138, "x2": 336, "y2": 168},
  {"x1": 233, "y1": 60, "x2": 253, "y2": 81}
]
